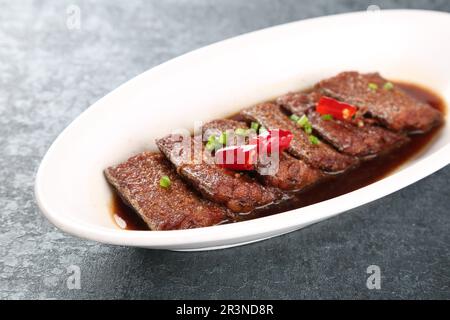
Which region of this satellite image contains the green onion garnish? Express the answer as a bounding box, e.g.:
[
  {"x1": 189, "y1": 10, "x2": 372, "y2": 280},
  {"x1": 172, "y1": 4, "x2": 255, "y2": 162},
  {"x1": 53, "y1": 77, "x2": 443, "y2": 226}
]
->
[
  {"x1": 303, "y1": 122, "x2": 313, "y2": 134},
  {"x1": 206, "y1": 134, "x2": 219, "y2": 151},
  {"x1": 309, "y1": 135, "x2": 320, "y2": 145},
  {"x1": 368, "y1": 83, "x2": 378, "y2": 91},
  {"x1": 218, "y1": 132, "x2": 227, "y2": 145},
  {"x1": 383, "y1": 82, "x2": 394, "y2": 90},
  {"x1": 205, "y1": 141, "x2": 216, "y2": 151},
  {"x1": 296, "y1": 114, "x2": 314, "y2": 134},
  {"x1": 297, "y1": 115, "x2": 309, "y2": 127},
  {"x1": 159, "y1": 175, "x2": 171, "y2": 188},
  {"x1": 250, "y1": 122, "x2": 260, "y2": 131},
  {"x1": 290, "y1": 114, "x2": 300, "y2": 122},
  {"x1": 259, "y1": 126, "x2": 268, "y2": 134},
  {"x1": 322, "y1": 114, "x2": 333, "y2": 121},
  {"x1": 207, "y1": 135, "x2": 216, "y2": 144},
  {"x1": 235, "y1": 128, "x2": 247, "y2": 136}
]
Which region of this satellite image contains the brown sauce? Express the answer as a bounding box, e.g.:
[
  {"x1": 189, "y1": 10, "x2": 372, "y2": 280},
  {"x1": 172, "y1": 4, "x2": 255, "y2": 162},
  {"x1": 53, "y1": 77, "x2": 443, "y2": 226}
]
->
[
  {"x1": 110, "y1": 193, "x2": 148, "y2": 231},
  {"x1": 111, "y1": 81, "x2": 446, "y2": 230}
]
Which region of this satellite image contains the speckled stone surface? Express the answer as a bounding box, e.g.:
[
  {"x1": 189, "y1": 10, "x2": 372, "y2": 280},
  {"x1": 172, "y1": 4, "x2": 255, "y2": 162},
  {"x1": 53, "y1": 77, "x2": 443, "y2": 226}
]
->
[{"x1": 0, "y1": 0, "x2": 449, "y2": 300}]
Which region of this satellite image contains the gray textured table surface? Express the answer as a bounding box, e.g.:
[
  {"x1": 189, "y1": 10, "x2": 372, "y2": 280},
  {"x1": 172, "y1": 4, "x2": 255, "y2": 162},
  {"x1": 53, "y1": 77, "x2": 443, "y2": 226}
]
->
[{"x1": 1, "y1": 0, "x2": 449, "y2": 300}]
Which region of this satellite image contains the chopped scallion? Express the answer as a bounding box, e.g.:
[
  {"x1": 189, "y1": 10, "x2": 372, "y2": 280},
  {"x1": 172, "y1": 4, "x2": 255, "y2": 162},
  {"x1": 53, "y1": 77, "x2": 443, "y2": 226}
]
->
[
  {"x1": 297, "y1": 115, "x2": 309, "y2": 127},
  {"x1": 207, "y1": 135, "x2": 216, "y2": 144},
  {"x1": 321, "y1": 114, "x2": 333, "y2": 121},
  {"x1": 205, "y1": 141, "x2": 216, "y2": 151},
  {"x1": 368, "y1": 83, "x2": 378, "y2": 91},
  {"x1": 383, "y1": 82, "x2": 394, "y2": 90},
  {"x1": 259, "y1": 126, "x2": 267, "y2": 134},
  {"x1": 250, "y1": 122, "x2": 260, "y2": 131},
  {"x1": 290, "y1": 114, "x2": 300, "y2": 122},
  {"x1": 159, "y1": 175, "x2": 171, "y2": 188},
  {"x1": 303, "y1": 122, "x2": 313, "y2": 134},
  {"x1": 309, "y1": 135, "x2": 320, "y2": 145},
  {"x1": 218, "y1": 132, "x2": 227, "y2": 145}
]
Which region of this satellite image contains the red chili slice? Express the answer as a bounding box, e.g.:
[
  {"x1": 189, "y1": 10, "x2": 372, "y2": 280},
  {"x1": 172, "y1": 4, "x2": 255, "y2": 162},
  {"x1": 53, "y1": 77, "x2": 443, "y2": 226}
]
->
[
  {"x1": 215, "y1": 129, "x2": 293, "y2": 171},
  {"x1": 254, "y1": 129, "x2": 293, "y2": 154},
  {"x1": 215, "y1": 144, "x2": 258, "y2": 171},
  {"x1": 316, "y1": 96, "x2": 357, "y2": 120}
]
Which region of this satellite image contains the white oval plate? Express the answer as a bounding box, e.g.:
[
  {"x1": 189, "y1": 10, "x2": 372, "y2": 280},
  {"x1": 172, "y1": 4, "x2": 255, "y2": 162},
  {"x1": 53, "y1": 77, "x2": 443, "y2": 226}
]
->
[{"x1": 35, "y1": 10, "x2": 450, "y2": 251}]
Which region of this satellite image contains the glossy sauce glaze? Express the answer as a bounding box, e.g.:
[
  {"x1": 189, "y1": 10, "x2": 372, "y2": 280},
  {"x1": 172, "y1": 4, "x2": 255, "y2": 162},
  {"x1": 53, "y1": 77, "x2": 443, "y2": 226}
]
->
[{"x1": 110, "y1": 82, "x2": 446, "y2": 230}]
